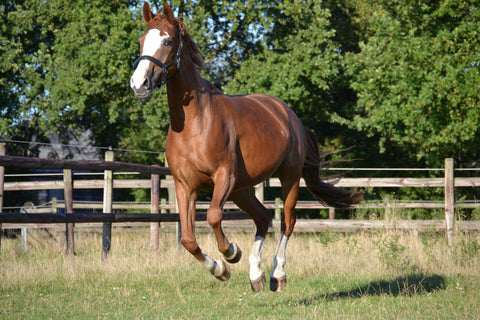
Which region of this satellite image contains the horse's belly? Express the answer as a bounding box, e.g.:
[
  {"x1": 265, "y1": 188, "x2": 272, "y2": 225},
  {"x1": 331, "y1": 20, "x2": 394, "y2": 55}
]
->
[
  {"x1": 233, "y1": 137, "x2": 288, "y2": 189},
  {"x1": 230, "y1": 98, "x2": 299, "y2": 189}
]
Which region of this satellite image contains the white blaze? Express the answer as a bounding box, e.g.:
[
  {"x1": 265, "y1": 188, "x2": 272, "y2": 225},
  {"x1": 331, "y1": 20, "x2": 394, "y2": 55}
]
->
[{"x1": 130, "y1": 29, "x2": 170, "y2": 90}]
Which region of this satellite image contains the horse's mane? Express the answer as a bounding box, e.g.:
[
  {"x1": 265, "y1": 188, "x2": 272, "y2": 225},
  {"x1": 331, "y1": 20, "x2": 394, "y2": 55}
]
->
[
  {"x1": 176, "y1": 19, "x2": 205, "y2": 71},
  {"x1": 149, "y1": 14, "x2": 205, "y2": 71}
]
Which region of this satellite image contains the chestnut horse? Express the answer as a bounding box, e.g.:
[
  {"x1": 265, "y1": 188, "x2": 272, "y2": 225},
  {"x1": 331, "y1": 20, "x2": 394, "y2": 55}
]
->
[{"x1": 130, "y1": 2, "x2": 362, "y2": 292}]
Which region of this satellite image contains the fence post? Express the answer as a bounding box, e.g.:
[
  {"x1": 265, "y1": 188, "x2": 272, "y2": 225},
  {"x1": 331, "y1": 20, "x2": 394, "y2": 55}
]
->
[
  {"x1": 329, "y1": 207, "x2": 335, "y2": 220},
  {"x1": 52, "y1": 197, "x2": 57, "y2": 212},
  {"x1": 255, "y1": 182, "x2": 264, "y2": 204},
  {"x1": 150, "y1": 169, "x2": 160, "y2": 253},
  {"x1": 20, "y1": 208, "x2": 28, "y2": 252},
  {"x1": 102, "y1": 150, "x2": 114, "y2": 260},
  {"x1": 445, "y1": 158, "x2": 455, "y2": 246},
  {"x1": 160, "y1": 198, "x2": 167, "y2": 214},
  {"x1": 0, "y1": 143, "x2": 5, "y2": 253},
  {"x1": 160, "y1": 198, "x2": 167, "y2": 243},
  {"x1": 63, "y1": 169, "x2": 75, "y2": 255}
]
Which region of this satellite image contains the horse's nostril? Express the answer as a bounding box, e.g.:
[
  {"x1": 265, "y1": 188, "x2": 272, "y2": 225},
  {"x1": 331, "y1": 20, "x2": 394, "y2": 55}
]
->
[{"x1": 142, "y1": 77, "x2": 151, "y2": 89}]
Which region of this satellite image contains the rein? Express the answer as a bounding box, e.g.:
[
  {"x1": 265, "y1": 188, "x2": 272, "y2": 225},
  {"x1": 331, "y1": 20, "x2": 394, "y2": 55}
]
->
[{"x1": 133, "y1": 24, "x2": 183, "y2": 90}]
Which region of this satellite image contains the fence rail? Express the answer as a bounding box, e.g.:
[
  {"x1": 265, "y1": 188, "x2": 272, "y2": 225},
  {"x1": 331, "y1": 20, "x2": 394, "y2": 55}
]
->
[
  {"x1": 0, "y1": 211, "x2": 251, "y2": 224},
  {"x1": 0, "y1": 155, "x2": 171, "y2": 175},
  {"x1": 4, "y1": 177, "x2": 480, "y2": 191},
  {"x1": 1, "y1": 143, "x2": 479, "y2": 256}
]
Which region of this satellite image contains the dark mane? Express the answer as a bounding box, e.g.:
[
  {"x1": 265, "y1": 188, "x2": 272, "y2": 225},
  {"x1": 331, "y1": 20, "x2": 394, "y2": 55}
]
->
[{"x1": 176, "y1": 19, "x2": 205, "y2": 71}]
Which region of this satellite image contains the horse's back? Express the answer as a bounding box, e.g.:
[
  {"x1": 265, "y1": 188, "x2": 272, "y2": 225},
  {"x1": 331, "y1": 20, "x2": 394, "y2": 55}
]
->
[{"x1": 225, "y1": 93, "x2": 302, "y2": 138}]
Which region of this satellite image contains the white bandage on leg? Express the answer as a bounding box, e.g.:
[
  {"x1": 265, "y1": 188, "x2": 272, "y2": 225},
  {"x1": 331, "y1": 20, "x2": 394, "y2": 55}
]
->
[
  {"x1": 249, "y1": 236, "x2": 265, "y2": 281},
  {"x1": 224, "y1": 242, "x2": 239, "y2": 261},
  {"x1": 271, "y1": 234, "x2": 289, "y2": 279},
  {"x1": 202, "y1": 254, "x2": 225, "y2": 277}
]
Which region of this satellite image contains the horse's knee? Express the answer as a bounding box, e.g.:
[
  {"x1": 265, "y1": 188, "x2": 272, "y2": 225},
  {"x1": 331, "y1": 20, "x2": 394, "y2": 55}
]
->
[{"x1": 207, "y1": 207, "x2": 222, "y2": 229}]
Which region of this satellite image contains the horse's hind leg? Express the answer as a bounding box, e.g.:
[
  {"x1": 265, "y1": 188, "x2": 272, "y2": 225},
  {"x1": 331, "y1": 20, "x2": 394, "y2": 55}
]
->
[
  {"x1": 230, "y1": 188, "x2": 272, "y2": 292},
  {"x1": 270, "y1": 176, "x2": 300, "y2": 292}
]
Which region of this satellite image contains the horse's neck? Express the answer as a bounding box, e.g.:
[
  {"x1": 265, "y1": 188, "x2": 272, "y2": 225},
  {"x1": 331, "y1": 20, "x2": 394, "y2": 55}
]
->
[{"x1": 166, "y1": 66, "x2": 216, "y2": 132}]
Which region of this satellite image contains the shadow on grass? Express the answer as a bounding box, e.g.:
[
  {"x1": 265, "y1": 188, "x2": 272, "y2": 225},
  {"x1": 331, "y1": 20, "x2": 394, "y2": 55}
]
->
[{"x1": 295, "y1": 274, "x2": 445, "y2": 306}]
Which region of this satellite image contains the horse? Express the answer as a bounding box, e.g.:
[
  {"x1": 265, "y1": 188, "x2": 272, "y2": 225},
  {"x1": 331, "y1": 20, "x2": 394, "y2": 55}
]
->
[{"x1": 130, "y1": 2, "x2": 363, "y2": 292}]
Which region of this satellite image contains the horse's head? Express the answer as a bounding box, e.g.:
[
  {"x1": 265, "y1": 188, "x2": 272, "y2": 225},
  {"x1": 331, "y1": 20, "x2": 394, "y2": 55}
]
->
[{"x1": 130, "y1": 2, "x2": 183, "y2": 99}]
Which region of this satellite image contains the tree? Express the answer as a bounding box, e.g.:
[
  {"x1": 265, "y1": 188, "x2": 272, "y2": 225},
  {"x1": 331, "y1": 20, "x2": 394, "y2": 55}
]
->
[
  {"x1": 334, "y1": 0, "x2": 480, "y2": 168},
  {"x1": 0, "y1": 0, "x2": 164, "y2": 161},
  {"x1": 0, "y1": 0, "x2": 282, "y2": 163},
  {"x1": 223, "y1": 0, "x2": 350, "y2": 147},
  {"x1": 3, "y1": 0, "x2": 478, "y2": 172}
]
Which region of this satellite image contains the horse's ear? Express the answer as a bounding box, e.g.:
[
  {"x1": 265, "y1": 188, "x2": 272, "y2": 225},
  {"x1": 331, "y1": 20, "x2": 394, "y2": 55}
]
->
[
  {"x1": 162, "y1": 2, "x2": 175, "y2": 23},
  {"x1": 143, "y1": 2, "x2": 154, "y2": 24}
]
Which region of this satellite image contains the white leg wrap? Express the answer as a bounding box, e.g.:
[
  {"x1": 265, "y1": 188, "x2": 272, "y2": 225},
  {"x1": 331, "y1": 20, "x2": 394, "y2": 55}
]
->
[
  {"x1": 224, "y1": 242, "x2": 239, "y2": 260},
  {"x1": 249, "y1": 236, "x2": 265, "y2": 281},
  {"x1": 271, "y1": 234, "x2": 289, "y2": 279},
  {"x1": 202, "y1": 254, "x2": 225, "y2": 277}
]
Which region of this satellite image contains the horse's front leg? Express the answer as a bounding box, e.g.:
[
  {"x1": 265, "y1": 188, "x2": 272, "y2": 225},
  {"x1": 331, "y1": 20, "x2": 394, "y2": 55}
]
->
[
  {"x1": 208, "y1": 167, "x2": 243, "y2": 266},
  {"x1": 176, "y1": 182, "x2": 230, "y2": 281}
]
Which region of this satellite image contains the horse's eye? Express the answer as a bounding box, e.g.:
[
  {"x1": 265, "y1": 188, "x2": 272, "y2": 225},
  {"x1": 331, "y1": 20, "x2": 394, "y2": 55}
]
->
[{"x1": 164, "y1": 40, "x2": 172, "y2": 47}]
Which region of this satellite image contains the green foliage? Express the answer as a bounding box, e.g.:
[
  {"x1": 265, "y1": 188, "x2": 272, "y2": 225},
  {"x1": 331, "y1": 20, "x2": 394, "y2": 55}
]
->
[
  {"x1": 1, "y1": 1, "x2": 136, "y2": 145},
  {"x1": 335, "y1": 0, "x2": 480, "y2": 168},
  {"x1": 0, "y1": 0, "x2": 171, "y2": 163},
  {"x1": 224, "y1": 0, "x2": 342, "y2": 131},
  {"x1": 316, "y1": 228, "x2": 336, "y2": 246},
  {"x1": 374, "y1": 233, "x2": 415, "y2": 273},
  {"x1": 1, "y1": 0, "x2": 479, "y2": 210},
  {"x1": 454, "y1": 236, "x2": 480, "y2": 267}
]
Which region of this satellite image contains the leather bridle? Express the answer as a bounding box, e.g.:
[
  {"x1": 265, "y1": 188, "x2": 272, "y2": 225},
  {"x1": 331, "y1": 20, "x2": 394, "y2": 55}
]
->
[{"x1": 133, "y1": 24, "x2": 183, "y2": 90}]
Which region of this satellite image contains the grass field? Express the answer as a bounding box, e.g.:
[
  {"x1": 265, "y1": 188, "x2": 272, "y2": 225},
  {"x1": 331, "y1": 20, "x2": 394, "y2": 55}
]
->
[{"x1": 1, "y1": 227, "x2": 479, "y2": 319}]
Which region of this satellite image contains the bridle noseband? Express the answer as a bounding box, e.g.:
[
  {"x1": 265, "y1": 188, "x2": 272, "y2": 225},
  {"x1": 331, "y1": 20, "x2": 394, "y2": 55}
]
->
[{"x1": 133, "y1": 24, "x2": 183, "y2": 90}]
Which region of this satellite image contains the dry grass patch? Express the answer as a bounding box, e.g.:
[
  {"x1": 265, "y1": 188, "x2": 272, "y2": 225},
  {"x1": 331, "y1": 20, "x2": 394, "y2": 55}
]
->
[{"x1": 1, "y1": 227, "x2": 479, "y2": 319}]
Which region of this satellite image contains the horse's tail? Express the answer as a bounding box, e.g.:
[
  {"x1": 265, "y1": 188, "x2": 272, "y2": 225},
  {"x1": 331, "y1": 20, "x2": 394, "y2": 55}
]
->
[{"x1": 302, "y1": 129, "x2": 363, "y2": 208}]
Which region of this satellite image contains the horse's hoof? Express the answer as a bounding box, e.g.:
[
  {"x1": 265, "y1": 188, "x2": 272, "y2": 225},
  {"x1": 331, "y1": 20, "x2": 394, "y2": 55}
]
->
[
  {"x1": 214, "y1": 259, "x2": 230, "y2": 281},
  {"x1": 270, "y1": 275, "x2": 287, "y2": 292},
  {"x1": 224, "y1": 243, "x2": 242, "y2": 264},
  {"x1": 250, "y1": 272, "x2": 266, "y2": 292}
]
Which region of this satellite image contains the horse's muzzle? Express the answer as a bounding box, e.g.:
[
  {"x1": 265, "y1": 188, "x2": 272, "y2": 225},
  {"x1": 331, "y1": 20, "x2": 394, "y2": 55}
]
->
[
  {"x1": 130, "y1": 76, "x2": 153, "y2": 99},
  {"x1": 132, "y1": 87, "x2": 153, "y2": 99}
]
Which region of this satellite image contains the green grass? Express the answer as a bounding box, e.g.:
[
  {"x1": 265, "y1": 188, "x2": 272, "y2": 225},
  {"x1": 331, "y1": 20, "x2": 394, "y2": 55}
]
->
[{"x1": 1, "y1": 228, "x2": 479, "y2": 319}]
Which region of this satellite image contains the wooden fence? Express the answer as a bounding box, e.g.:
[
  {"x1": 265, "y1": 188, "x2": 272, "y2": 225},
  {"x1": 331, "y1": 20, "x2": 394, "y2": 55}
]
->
[{"x1": 1, "y1": 142, "x2": 479, "y2": 256}]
